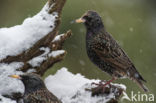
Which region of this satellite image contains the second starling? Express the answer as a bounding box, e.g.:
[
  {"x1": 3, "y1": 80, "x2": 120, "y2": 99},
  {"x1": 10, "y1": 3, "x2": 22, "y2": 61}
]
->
[
  {"x1": 76, "y1": 10, "x2": 148, "y2": 92},
  {"x1": 10, "y1": 73, "x2": 62, "y2": 103}
]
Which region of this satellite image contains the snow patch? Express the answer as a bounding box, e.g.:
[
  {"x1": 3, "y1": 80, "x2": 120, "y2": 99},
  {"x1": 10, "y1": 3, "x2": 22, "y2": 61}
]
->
[
  {"x1": 53, "y1": 33, "x2": 65, "y2": 42},
  {"x1": 48, "y1": 50, "x2": 65, "y2": 57},
  {"x1": 26, "y1": 69, "x2": 36, "y2": 73},
  {"x1": 28, "y1": 47, "x2": 50, "y2": 67},
  {"x1": 0, "y1": 3, "x2": 57, "y2": 60},
  {"x1": 0, "y1": 95, "x2": 16, "y2": 103},
  {"x1": 0, "y1": 62, "x2": 24, "y2": 95},
  {"x1": 45, "y1": 67, "x2": 126, "y2": 103}
]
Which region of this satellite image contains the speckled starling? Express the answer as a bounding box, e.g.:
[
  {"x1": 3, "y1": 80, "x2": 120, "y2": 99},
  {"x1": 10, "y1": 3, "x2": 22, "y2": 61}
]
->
[
  {"x1": 10, "y1": 73, "x2": 62, "y2": 103},
  {"x1": 76, "y1": 10, "x2": 148, "y2": 92}
]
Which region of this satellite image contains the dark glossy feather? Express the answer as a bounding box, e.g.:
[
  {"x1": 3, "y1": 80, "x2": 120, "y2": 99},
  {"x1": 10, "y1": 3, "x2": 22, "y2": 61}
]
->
[
  {"x1": 24, "y1": 89, "x2": 61, "y2": 103},
  {"x1": 92, "y1": 29, "x2": 141, "y2": 78},
  {"x1": 82, "y1": 10, "x2": 148, "y2": 92}
]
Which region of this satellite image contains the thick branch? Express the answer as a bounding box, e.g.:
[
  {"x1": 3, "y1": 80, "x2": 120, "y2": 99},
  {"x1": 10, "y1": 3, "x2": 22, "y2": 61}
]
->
[
  {"x1": 20, "y1": 30, "x2": 72, "y2": 76},
  {"x1": 0, "y1": 0, "x2": 71, "y2": 76}
]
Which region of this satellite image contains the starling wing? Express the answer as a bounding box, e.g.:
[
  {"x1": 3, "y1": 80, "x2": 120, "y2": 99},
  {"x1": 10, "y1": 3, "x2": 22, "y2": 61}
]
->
[{"x1": 92, "y1": 30, "x2": 148, "y2": 92}]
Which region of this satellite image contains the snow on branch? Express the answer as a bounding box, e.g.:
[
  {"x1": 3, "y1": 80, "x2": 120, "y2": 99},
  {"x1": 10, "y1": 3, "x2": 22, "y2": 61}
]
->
[
  {"x1": 45, "y1": 68, "x2": 127, "y2": 103},
  {"x1": 0, "y1": 1, "x2": 57, "y2": 61},
  {"x1": 0, "y1": 0, "x2": 71, "y2": 75},
  {"x1": 0, "y1": 0, "x2": 71, "y2": 102}
]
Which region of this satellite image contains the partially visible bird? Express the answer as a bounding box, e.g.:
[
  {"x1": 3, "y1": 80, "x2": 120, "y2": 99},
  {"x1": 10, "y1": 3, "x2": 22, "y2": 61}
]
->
[
  {"x1": 9, "y1": 73, "x2": 62, "y2": 103},
  {"x1": 75, "y1": 10, "x2": 148, "y2": 92}
]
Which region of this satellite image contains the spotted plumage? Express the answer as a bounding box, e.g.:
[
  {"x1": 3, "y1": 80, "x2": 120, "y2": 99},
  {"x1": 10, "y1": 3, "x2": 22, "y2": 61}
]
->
[
  {"x1": 76, "y1": 10, "x2": 148, "y2": 92},
  {"x1": 23, "y1": 88, "x2": 60, "y2": 103},
  {"x1": 10, "y1": 73, "x2": 62, "y2": 103}
]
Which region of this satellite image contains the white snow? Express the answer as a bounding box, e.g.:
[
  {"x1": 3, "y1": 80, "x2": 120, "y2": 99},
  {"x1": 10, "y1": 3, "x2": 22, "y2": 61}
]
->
[
  {"x1": 0, "y1": 62, "x2": 24, "y2": 95},
  {"x1": 48, "y1": 50, "x2": 65, "y2": 57},
  {"x1": 28, "y1": 47, "x2": 50, "y2": 67},
  {"x1": 28, "y1": 49, "x2": 65, "y2": 67},
  {"x1": 26, "y1": 68, "x2": 36, "y2": 73},
  {"x1": 52, "y1": 33, "x2": 65, "y2": 42},
  {"x1": 45, "y1": 67, "x2": 126, "y2": 103},
  {"x1": 45, "y1": 67, "x2": 94, "y2": 98},
  {"x1": 0, "y1": 95, "x2": 16, "y2": 103},
  {"x1": 0, "y1": 2, "x2": 58, "y2": 61}
]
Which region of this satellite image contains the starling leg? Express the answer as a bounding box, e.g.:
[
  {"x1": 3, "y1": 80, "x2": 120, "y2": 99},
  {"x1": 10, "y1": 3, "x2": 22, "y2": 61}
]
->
[
  {"x1": 101, "y1": 77, "x2": 116, "y2": 92},
  {"x1": 92, "y1": 77, "x2": 116, "y2": 93},
  {"x1": 92, "y1": 78, "x2": 115, "y2": 87},
  {"x1": 102, "y1": 77, "x2": 116, "y2": 87}
]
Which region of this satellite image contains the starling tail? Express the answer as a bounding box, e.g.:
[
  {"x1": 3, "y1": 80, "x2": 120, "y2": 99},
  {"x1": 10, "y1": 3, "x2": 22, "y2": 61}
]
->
[{"x1": 133, "y1": 74, "x2": 149, "y2": 92}]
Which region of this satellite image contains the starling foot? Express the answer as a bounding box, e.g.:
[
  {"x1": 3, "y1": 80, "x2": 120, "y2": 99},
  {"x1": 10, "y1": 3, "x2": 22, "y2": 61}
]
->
[{"x1": 92, "y1": 78, "x2": 116, "y2": 93}]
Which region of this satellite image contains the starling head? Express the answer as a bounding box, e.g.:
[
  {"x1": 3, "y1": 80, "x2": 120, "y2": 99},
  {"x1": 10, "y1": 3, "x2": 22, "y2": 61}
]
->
[
  {"x1": 9, "y1": 73, "x2": 46, "y2": 94},
  {"x1": 76, "y1": 10, "x2": 104, "y2": 31}
]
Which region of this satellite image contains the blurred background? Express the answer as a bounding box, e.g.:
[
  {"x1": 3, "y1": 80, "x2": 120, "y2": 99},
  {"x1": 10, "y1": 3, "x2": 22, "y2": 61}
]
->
[{"x1": 0, "y1": 0, "x2": 156, "y2": 102}]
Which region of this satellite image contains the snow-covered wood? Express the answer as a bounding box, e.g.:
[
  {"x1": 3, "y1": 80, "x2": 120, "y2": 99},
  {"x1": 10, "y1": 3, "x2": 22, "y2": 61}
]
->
[
  {"x1": 0, "y1": 0, "x2": 71, "y2": 75},
  {"x1": 0, "y1": 0, "x2": 71, "y2": 102},
  {"x1": 45, "y1": 68, "x2": 126, "y2": 103}
]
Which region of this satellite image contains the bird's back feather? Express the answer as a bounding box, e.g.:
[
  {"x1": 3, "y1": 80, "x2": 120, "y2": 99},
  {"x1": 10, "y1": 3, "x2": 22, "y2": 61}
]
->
[
  {"x1": 24, "y1": 89, "x2": 61, "y2": 103},
  {"x1": 89, "y1": 29, "x2": 148, "y2": 91}
]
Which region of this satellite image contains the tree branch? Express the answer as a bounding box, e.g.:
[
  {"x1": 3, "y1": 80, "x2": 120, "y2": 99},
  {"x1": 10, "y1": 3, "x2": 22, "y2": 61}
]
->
[{"x1": 0, "y1": 0, "x2": 71, "y2": 76}]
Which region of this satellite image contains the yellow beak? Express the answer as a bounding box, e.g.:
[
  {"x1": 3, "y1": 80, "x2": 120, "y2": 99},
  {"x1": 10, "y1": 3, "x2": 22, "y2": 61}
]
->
[
  {"x1": 75, "y1": 18, "x2": 85, "y2": 23},
  {"x1": 9, "y1": 75, "x2": 21, "y2": 79}
]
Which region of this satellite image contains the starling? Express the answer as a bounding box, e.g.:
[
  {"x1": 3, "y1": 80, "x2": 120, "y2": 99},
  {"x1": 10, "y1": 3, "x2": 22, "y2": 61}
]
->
[
  {"x1": 76, "y1": 10, "x2": 148, "y2": 92},
  {"x1": 9, "y1": 73, "x2": 62, "y2": 103}
]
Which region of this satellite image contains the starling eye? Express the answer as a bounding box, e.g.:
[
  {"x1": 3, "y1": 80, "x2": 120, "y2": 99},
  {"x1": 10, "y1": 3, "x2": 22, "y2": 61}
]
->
[{"x1": 83, "y1": 16, "x2": 87, "y2": 19}]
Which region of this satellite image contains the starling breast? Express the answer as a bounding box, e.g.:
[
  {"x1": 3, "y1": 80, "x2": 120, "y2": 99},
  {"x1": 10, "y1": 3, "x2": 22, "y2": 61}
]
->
[{"x1": 76, "y1": 10, "x2": 148, "y2": 92}]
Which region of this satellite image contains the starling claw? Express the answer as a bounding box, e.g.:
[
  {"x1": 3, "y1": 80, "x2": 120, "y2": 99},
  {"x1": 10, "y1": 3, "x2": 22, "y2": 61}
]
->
[{"x1": 92, "y1": 78, "x2": 116, "y2": 94}]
